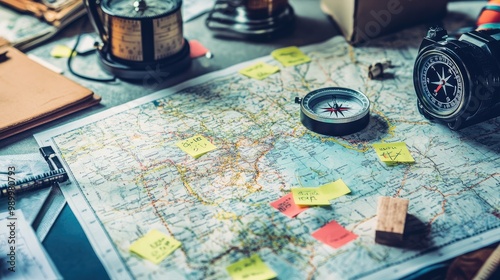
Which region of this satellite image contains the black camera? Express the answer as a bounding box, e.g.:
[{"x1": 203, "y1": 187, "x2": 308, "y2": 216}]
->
[{"x1": 413, "y1": 27, "x2": 500, "y2": 129}]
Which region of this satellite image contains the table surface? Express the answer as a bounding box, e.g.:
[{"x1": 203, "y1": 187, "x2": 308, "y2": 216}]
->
[{"x1": 0, "y1": 1, "x2": 493, "y2": 279}]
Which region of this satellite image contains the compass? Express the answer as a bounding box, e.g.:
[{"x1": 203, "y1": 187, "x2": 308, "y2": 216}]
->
[
  {"x1": 414, "y1": 50, "x2": 465, "y2": 119},
  {"x1": 295, "y1": 87, "x2": 370, "y2": 136}
]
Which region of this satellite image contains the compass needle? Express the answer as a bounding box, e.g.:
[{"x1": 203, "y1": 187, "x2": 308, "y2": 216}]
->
[{"x1": 338, "y1": 105, "x2": 346, "y2": 117}]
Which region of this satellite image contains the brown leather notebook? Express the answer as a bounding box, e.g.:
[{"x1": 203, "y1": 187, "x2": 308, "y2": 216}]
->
[{"x1": 0, "y1": 46, "x2": 101, "y2": 140}]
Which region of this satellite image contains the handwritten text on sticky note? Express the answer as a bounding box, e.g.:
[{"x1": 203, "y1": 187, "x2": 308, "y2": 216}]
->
[
  {"x1": 291, "y1": 187, "x2": 330, "y2": 206},
  {"x1": 271, "y1": 46, "x2": 311, "y2": 67},
  {"x1": 319, "y1": 179, "x2": 351, "y2": 200},
  {"x1": 312, "y1": 220, "x2": 358, "y2": 249},
  {"x1": 372, "y1": 142, "x2": 415, "y2": 163},
  {"x1": 239, "y1": 62, "x2": 280, "y2": 80},
  {"x1": 270, "y1": 193, "x2": 308, "y2": 218},
  {"x1": 176, "y1": 135, "x2": 217, "y2": 158},
  {"x1": 129, "y1": 229, "x2": 181, "y2": 264},
  {"x1": 226, "y1": 254, "x2": 277, "y2": 280}
]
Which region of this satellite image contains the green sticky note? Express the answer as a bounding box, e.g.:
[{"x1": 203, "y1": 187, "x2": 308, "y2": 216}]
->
[
  {"x1": 319, "y1": 179, "x2": 351, "y2": 200},
  {"x1": 226, "y1": 254, "x2": 277, "y2": 280},
  {"x1": 372, "y1": 142, "x2": 415, "y2": 163},
  {"x1": 239, "y1": 62, "x2": 280, "y2": 80},
  {"x1": 271, "y1": 46, "x2": 311, "y2": 67},
  {"x1": 50, "y1": 45, "x2": 76, "y2": 58},
  {"x1": 291, "y1": 187, "x2": 330, "y2": 206},
  {"x1": 129, "y1": 229, "x2": 181, "y2": 264},
  {"x1": 176, "y1": 135, "x2": 217, "y2": 158}
]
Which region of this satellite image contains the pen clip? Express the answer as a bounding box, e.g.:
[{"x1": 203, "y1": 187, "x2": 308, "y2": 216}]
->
[{"x1": 39, "y1": 146, "x2": 68, "y2": 181}]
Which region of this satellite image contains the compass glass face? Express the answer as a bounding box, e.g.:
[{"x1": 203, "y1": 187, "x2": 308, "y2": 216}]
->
[
  {"x1": 311, "y1": 95, "x2": 363, "y2": 118},
  {"x1": 416, "y1": 51, "x2": 465, "y2": 116},
  {"x1": 302, "y1": 88, "x2": 370, "y2": 124},
  {"x1": 104, "y1": 0, "x2": 180, "y2": 18}
]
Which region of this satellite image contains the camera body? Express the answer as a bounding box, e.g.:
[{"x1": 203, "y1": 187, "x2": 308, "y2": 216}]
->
[{"x1": 413, "y1": 27, "x2": 500, "y2": 129}]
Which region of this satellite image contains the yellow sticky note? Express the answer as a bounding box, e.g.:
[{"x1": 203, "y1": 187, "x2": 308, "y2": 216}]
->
[
  {"x1": 372, "y1": 142, "x2": 415, "y2": 163},
  {"x1": 319, "y1": 179, "x2": 351, "y2": 200},
  {"x1": 226, "y1": 254, "x2": 277, "y2": 280},
  {"x1": 291, "y1": 187, "x2": 330, "y2": 206},
  {"x1": 271, "y1": 46, "x2": 311, "y2": 67},
  {"x1": 176, "y1": 135, "x2": 217, "y2": 158},
  {"x1": 129, "y1": 229, "x2": 181, "y2": 264},
  {"x1": 239, "y1": 62, "x2": 280, "y2": 80},
  {"x1": 50, "y1": 45, "x2": 76, "y2": 58}
]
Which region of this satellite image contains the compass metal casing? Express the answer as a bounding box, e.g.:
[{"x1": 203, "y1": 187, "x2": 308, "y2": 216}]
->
[{"x1": 298, "y1": 87, "x2": 370, "y2": 136}]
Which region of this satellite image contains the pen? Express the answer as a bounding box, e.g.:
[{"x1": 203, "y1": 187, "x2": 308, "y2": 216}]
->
[
  {"x1": 0, "y1": 168, "x2": 67, "y2": 198},
  {"x1": 0, "y1": 146, "x2": 68, "y2": 198}
]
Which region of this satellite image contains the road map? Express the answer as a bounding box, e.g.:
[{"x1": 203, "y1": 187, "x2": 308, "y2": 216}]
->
[{"x1": 35, "y1": 23, "x2": 500, "y2": 279}]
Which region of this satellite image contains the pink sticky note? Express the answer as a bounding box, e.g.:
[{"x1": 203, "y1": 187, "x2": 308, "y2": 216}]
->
[
  {"x1": 189, "y1": 40, "x2": 209, "y2": 58},
  {"x1": 270, "y1": 193, "x2": 308, "y2": 218},
  {"x1": 311, "y1": 220, "x2": 357, "y2": 249}
]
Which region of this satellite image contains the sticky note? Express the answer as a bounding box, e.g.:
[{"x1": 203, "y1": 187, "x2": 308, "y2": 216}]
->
[
  {"x1": 291, "y1": 187, "x2": 330, "y2": 206},
  {"x1": 319, "y1": 179, "x2": 351, "y2": 200},
  {"x1": 226, "y1": 254, "x2": 277, "y2": 280},
  {"x1": 50, "y1": 45, "x2": 76, "y2": 58},
  {"x1": 176, "y1": 135, "x2": 217, "y2": 158},
  {"x1": 270, "y1": 193, "x2": 308, "y2": 218},
  {"x1": 372, "y1": 142, "x2": 415, "y2": 163},
  {"x1": 239, "y1": 62, "x2": 280, "y2": 80},
  {"x1": 189, "y1": 40, "x2": 209, "y2": 58},
  {"x1": 312, "y1": 220, "x2": 358, "y2": 249},
  {"x1": 271, "y1": 46, "x2": 311, "y2": 67},
  {"x1": 129, "y1": 229, "x2": 181, "y2": 264}
]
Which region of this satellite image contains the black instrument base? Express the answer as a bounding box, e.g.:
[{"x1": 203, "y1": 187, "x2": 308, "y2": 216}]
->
[
  {"x1": 205, "y1": 4, "x2": 295, "y2": 40},
  {"x1": 97, "y1": 39, "x2": 191, "y2": 81}
]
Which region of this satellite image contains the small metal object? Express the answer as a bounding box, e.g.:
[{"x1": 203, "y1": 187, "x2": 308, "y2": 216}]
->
[{"x1": 368, "y1": 60, "x2": 392, "y2": 79}]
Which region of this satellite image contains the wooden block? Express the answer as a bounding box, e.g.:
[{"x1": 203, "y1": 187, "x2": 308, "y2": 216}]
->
[{"x1": 375, "y1": 196, "x2": 409, "y2": 246}]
